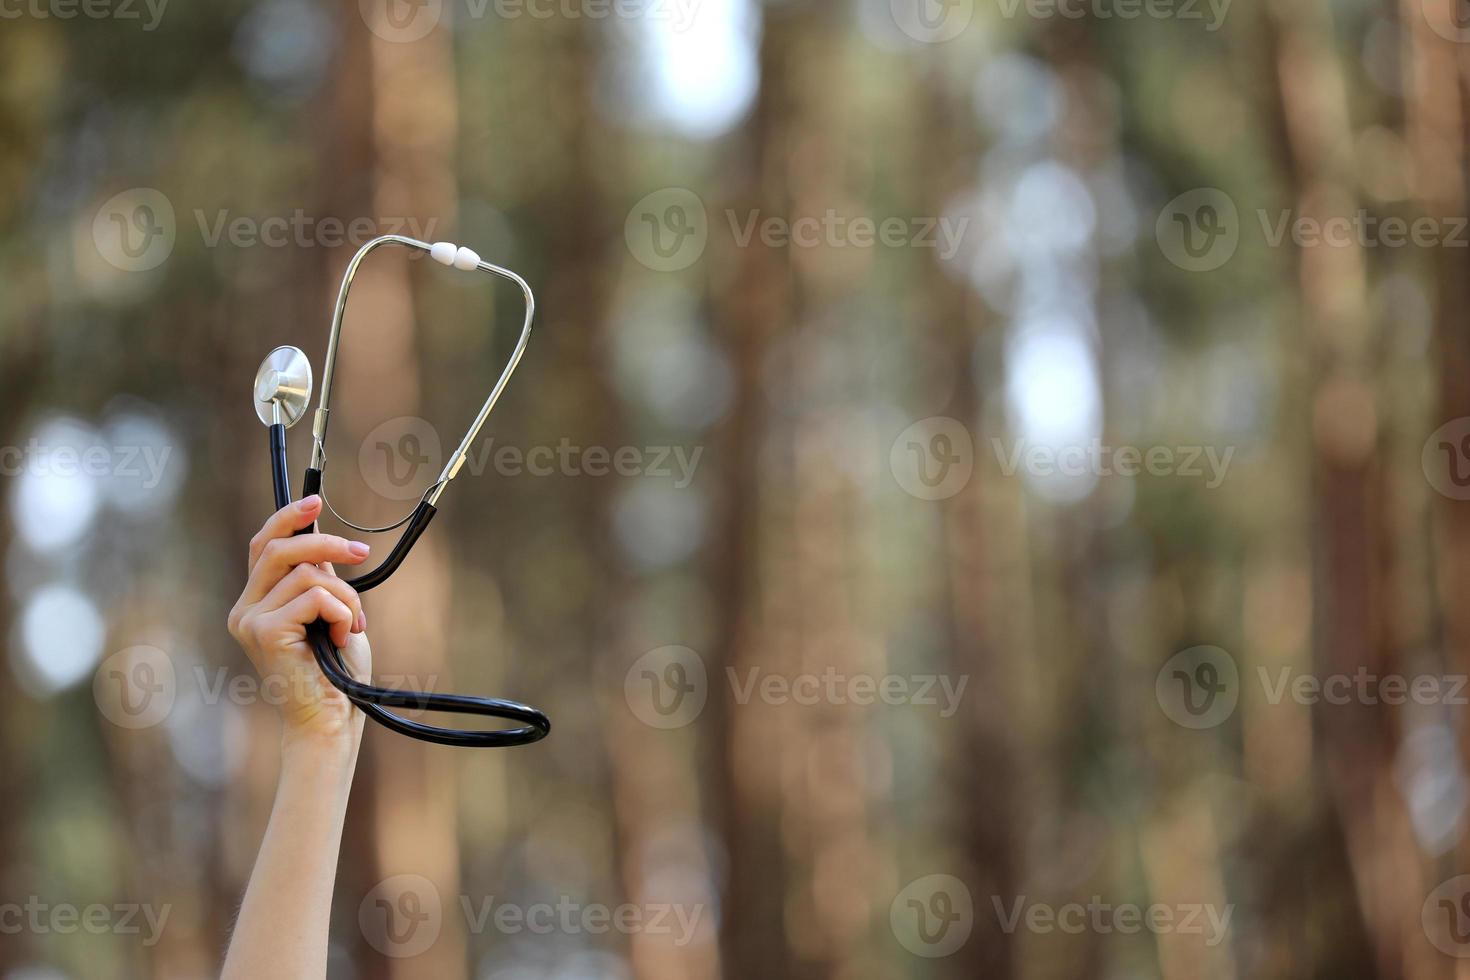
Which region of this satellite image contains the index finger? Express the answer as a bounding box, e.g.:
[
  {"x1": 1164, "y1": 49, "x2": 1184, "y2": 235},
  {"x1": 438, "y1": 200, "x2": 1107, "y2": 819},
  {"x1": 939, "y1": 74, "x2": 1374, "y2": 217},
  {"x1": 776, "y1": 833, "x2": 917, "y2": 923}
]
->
[
  {"x1": 242, "y1": 532, "x2": 370, "y2": 606},
  {"x1": 248, "y1": 495, "x2": 323, "y2": 575}
]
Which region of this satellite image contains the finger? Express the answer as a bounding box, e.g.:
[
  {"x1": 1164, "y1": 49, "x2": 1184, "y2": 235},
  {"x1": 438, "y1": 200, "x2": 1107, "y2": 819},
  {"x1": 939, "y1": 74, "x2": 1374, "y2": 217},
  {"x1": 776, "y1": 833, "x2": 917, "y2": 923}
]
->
[
  {"x1": 248, "y1": 496, "x2": 323, "y2": 575},
  {"x1": 243, "y1": 533, "x2": 370, "y2": 605},
  {"x1": 258, "y1": 564, "x2": 366, "y2": 633},
  {"x1": 274, "y1": 586, "x2": 355, "y2": 649}
]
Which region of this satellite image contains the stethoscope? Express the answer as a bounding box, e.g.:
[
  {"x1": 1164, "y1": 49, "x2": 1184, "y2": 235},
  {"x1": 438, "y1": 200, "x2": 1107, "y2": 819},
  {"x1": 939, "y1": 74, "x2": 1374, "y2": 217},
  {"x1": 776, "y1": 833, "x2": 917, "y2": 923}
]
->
[{"x1": 251, "y1": 235, "x2": 550, "y2": 748}]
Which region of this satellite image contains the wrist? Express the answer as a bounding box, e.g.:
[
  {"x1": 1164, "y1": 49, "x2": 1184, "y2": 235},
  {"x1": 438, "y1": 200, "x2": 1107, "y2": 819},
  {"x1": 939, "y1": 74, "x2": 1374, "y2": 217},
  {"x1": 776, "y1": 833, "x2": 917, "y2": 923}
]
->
[{"x1": 281, "y1": 728, "x2": 361, "y2": 776}]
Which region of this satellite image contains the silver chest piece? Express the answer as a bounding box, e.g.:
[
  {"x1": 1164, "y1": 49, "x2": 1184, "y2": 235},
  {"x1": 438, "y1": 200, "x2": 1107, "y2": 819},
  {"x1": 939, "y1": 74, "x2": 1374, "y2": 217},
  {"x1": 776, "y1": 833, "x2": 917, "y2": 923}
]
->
[{"x1": 254, "y1": 345, "x2": 314, "y2": 428}]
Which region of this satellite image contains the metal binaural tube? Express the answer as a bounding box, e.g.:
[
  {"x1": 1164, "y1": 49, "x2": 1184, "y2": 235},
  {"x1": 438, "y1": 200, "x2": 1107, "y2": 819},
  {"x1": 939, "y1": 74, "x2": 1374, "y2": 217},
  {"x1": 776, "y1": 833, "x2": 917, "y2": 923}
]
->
[
  {"x1": 310, "y1": 235, "x2": 537, "y2": 513},
  {"x1": 310, "y1": 234, "x2": 431, "y2": 470}
]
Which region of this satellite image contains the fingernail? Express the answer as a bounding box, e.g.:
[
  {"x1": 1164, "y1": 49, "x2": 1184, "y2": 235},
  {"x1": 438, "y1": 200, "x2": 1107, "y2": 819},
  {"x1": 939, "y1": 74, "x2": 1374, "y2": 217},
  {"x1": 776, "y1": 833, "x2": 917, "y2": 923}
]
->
[
  {"x1": 359, "y1": 610, "x2": 368, "y2": 631},
  {"x1": 348, "y1": 541, "x2": 370, "y2": 558},
  {"x1": 354, "y1": 611, "x2": 365, "y2": 632},
  {"x1": 299, "y1": 495, "x2": 321, "y2": 511}
]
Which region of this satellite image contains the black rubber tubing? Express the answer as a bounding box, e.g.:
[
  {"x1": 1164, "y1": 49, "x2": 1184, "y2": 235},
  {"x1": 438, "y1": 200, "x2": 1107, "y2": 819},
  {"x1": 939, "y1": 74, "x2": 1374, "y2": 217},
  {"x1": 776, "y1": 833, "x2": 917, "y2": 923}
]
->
[{"x1": 266, "y1": 423, "x2": 550, "y2": 747}]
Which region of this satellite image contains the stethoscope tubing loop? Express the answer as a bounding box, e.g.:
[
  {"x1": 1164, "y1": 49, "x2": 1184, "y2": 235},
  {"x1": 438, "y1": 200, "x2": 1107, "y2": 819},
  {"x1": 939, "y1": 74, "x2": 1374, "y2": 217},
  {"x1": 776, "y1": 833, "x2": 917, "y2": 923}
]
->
[{"x1": 267, "y1": 427, "x2": 549, "y2": 746}]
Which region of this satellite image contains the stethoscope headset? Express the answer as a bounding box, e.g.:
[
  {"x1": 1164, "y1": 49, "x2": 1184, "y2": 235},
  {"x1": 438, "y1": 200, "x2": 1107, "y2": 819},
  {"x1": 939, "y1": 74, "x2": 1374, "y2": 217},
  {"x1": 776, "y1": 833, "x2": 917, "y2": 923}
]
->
[{"x1": 251, "y1": 235, "x2": 550, "y2": 747}]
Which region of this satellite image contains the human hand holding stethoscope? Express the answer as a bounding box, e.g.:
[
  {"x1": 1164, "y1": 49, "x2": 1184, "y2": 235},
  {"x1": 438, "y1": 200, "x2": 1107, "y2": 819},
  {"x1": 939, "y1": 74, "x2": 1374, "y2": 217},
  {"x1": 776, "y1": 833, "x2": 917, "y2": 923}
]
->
[{"x1": 227, "y1": 494, "x2": 373, "y2": 744}]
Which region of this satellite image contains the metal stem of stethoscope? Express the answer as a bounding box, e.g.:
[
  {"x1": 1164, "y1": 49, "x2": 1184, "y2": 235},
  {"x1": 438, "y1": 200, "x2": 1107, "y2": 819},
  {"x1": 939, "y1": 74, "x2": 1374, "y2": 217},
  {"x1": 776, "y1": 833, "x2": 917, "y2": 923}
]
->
[{"x1": 253, "y1": 235, "x2": 550, "y2": 748}]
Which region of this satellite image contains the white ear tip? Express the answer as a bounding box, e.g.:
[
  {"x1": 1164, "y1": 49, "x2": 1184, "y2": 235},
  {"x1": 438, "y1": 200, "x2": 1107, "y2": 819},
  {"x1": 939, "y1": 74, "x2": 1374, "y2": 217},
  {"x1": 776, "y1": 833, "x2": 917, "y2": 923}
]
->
[
  {"x1": 453, "y1": 246, "x2": 481, "y2": 271},
  {"x1": 430, "y1": 241, "x2": 457, "y2": 266}
]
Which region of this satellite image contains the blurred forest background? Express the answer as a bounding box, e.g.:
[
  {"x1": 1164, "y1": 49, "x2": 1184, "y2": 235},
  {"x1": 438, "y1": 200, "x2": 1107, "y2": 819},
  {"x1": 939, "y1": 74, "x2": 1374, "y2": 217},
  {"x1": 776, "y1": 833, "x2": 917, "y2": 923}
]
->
[{"x1": 4, "y1": 0, "x2": 1470, "y2": 977}]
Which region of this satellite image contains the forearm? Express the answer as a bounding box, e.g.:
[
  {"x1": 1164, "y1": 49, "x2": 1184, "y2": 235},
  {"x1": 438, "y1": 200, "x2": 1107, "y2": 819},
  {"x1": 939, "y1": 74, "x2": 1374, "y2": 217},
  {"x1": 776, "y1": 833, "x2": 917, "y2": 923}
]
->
[{"x1": 222, "y1": 735, "x2": 360, "y2": 980}]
